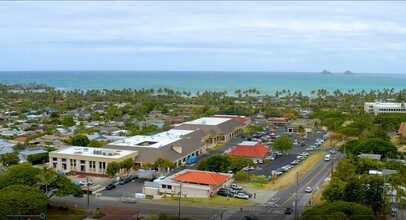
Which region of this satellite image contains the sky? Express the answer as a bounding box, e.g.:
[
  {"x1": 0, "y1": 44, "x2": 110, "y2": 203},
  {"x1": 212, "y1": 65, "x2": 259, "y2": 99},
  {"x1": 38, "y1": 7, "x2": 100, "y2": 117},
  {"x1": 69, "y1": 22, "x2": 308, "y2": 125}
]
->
[{"x1": 0, "y1": 1, "x2": 406, "y2": 73}]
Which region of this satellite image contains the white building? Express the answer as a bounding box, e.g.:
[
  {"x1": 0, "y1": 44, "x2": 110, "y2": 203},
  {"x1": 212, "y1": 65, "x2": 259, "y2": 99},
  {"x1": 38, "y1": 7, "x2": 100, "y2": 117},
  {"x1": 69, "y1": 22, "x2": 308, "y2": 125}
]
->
[
  {"x1": 49, "y1": 146, "x2": 138, "y2": 175},
  {"x1": 364, "y1": 102, "x2": 406, "y2": 115}
]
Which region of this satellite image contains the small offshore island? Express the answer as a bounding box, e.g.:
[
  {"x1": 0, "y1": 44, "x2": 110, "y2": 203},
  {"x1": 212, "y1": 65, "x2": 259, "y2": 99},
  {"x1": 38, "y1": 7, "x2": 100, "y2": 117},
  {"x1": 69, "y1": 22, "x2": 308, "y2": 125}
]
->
[{"x1": 320, "y1": 70, "x2": 334, "y2": 75}]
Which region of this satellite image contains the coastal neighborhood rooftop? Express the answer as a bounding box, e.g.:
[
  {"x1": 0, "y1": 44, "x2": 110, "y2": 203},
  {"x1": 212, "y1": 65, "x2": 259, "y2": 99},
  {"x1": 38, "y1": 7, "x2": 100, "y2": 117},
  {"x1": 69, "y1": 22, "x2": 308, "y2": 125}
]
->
[{"x1": 108, "y1": 129, "x2": 194, "y2": 148}]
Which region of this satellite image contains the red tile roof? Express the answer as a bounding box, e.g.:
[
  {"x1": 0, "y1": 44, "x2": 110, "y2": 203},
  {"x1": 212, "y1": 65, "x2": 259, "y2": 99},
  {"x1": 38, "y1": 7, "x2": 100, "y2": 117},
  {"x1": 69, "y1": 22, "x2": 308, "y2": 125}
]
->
[
  {"x1": 228, "y1": 142, "x2": 268, "y2": 158},
  {"x1": 213, "y1": 115, "x2": 250, "y2": 124},
  {"x1": 172, "y1": 170, "x2": 230, "y2": 185},
  {"x1": 399, "y1": 122, "x2": 406, "y2": 136}
]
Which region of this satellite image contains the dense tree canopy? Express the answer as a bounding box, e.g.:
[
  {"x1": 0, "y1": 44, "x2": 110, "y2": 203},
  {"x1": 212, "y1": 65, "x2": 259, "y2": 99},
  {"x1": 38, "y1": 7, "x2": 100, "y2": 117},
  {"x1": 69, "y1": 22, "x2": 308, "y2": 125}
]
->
[
  {"x1": 70, "y1": 134, "x2": 90, "y2": 146},
  {"x1": 106, "y1": 161, "x2": 121, "y2": 177},
  {"x1": 301, "y1": 201, "x2": 374, "y2": 220},
  {"x1": 197, "y1": 154, "x2": 231, "y2": 173},
  {"x1": 0, "y1": 153, "x2": 19, "y2": 166},
  {"x1": 0, "y1": 185, "x2": 49, "y2": 217},
  {"x1": 344, "y1": 138, "x2": 397, "y2": 158},
  {"x1": 272, "y1": 136, "x2": 293, "y2": 153}
]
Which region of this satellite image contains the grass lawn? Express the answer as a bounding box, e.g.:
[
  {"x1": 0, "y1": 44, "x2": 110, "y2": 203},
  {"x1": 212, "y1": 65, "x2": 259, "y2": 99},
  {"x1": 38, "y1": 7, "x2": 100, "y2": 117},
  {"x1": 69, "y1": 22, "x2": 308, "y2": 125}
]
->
[
  {"x1": 161, "y1": 195, "x2": 250, "y2": 207},
  {"x1": 310, "y1": 181, "x2": 329, "y2": 207},
  {"x1": 271, "y1": 152, "x2": 326, "y2": 190},
  {"x1": 45, "y1": 205, "x2": 88, "y2": 220}
]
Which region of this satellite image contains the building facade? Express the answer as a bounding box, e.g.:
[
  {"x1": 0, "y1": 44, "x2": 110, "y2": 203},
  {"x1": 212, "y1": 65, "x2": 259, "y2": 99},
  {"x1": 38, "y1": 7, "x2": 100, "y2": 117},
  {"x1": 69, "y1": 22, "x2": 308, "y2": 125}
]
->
[
  {"x1": 49, "y1": 146, "x2": 138, "y2": 175},
  {"x1": 364, "y1": 102, "x2": 406, "y2": 115}
]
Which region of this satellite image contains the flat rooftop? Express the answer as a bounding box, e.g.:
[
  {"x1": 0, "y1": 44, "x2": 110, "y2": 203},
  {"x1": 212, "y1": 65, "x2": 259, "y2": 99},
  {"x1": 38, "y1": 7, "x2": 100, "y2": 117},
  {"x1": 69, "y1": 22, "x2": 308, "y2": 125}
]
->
[
  {"x1": 238, "y1": 141, "x2": 258, "y2": 146},
  {"x1": 365, "y1": 102, "x2": 405, "y2": 108},
  {"x1": 108, "y1": 129, "x2": 194, "y2": 148},
  {"x1": 182, "y1": 117, "x2": 230, "y2": 126},
  {"x1": 51, "y1": 146, "x2": 137, "y2": 158}
]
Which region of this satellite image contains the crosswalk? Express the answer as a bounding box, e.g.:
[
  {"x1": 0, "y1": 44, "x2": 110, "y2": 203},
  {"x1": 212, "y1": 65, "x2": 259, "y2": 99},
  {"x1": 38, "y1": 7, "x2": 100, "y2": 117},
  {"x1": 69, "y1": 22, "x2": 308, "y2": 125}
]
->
[{"x1": 245, "y1": 207, "x2": 286, "y2": 215}]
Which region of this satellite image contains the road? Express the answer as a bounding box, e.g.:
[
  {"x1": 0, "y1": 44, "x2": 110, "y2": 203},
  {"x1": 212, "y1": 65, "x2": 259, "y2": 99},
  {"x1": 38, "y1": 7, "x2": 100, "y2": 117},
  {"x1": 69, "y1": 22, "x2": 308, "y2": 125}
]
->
[
  {"x1": 228, "y1": 150, "x2": 345, "y2": 220},
  {"x1": 51, "y1": 196, "x2": 219, "y2": 219}
]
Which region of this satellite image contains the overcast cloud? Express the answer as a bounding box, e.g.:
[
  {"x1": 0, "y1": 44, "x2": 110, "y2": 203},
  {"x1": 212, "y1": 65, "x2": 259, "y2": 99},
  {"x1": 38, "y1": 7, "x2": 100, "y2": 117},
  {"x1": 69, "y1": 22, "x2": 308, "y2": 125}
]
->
[{"x1": 0, "y1": 1, "x2": 405, "y2": 73}]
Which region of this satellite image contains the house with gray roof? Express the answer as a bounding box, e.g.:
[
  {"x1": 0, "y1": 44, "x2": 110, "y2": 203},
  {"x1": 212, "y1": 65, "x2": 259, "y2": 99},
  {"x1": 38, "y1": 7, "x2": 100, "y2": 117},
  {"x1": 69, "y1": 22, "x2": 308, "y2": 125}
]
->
[{"x1": 18, "y1": 147, "x2": 48, "y2": 163}]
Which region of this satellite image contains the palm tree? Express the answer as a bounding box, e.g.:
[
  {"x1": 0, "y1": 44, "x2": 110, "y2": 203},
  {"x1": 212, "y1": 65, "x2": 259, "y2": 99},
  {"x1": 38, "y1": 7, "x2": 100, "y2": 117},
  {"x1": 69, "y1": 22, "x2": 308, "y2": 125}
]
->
[{"x1": 36, "y1": 167, "x2": 57, "y2": 196}]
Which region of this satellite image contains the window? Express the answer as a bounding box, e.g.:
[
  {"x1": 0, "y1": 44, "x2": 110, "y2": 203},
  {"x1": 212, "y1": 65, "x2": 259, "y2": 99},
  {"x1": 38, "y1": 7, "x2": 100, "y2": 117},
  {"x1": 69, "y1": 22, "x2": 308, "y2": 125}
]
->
[
  {"x1": 167, "y1": 185, "x2": 172, "y2": 189},
  {"x1": 162, "y1": 185, "x2": 167, "y2": 189}
]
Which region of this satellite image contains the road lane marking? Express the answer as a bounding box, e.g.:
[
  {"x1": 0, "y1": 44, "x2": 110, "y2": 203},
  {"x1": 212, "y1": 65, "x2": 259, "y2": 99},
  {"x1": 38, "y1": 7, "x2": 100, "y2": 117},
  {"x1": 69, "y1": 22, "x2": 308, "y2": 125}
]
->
[{"x1": 279, "y1": 159, "x2": 332, "y2": 207}]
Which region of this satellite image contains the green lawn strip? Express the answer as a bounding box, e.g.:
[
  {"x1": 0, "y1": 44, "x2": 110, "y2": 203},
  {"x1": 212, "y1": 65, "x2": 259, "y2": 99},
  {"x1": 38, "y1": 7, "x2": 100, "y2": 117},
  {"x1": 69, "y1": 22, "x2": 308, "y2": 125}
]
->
[{"x1": 45, "y1": 206, "x2": 88, "y2": 220}]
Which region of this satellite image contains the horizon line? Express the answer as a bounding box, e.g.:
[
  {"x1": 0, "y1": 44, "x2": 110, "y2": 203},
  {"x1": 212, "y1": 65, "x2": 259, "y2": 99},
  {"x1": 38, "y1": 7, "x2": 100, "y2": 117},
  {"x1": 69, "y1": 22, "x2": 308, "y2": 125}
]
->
[{"x1": 0, "y1": 70, "x2": 405, "y2": 75}]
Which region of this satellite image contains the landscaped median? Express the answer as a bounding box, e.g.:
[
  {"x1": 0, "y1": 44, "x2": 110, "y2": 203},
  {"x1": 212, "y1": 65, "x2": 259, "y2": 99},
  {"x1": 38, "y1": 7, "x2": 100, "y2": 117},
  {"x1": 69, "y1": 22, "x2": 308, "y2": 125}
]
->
[{"x1": 271, "y1": 151, "x2": 326, "y2": 190}]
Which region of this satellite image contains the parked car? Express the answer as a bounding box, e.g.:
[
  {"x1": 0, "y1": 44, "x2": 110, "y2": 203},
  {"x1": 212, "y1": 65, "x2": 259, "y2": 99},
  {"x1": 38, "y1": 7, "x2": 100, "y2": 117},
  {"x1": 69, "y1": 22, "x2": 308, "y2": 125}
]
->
[
  {"x1": 284, "y1": 208, "x2": 293, "y2": 215},
  {"x1": 217, "y1": 190, "x2": 234, "y2": 197},
  {"x1": 105, "y1": 183, "x2": 116, "y2": 190},
  {"x1": 239, "y1": 191, "x2": 253, "y2": 198},
  {"x1": 291, "y1": 160, "x2": 300, "y2": 165},
  {"x1": 73, "y1": 193, "x2": 83, "y2": 198},
  {"x1": 119, "y1": 177, "x2": 131, "y2": 185},
  {"x1": 301, "y1": 142, "x2": 306, "y2": 147},
  {"x1": 305, "y1": 147, "x2": 313, "y2": 151},
  {"x1": 230, "y1": 183, "x2": 243, "y2": 190},
  {"x1": 305, "y1": 186, "x2": 312, "y2": 193},
  {"x1": 257, "y1": 159, "x2": 264, "y2": 164},
  {"x1": 329, "y1": 150, "x2": 336, "y2": 154},
  {"x1": 234, "y1": 192, "x2": 249, "y2": 199},
  {"x1": 129, "y1": 174, "x2": 138, "y2": 181}
]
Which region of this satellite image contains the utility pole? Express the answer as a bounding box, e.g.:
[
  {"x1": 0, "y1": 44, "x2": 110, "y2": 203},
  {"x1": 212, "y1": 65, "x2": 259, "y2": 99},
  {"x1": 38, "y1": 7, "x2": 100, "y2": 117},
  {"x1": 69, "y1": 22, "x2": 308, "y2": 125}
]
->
[
  {"x1": 294, "y1": 171, "x2": 298, "y2": 218},
  {"x1": 178, "y1": 182, "x2": 182, "y2": 218}
]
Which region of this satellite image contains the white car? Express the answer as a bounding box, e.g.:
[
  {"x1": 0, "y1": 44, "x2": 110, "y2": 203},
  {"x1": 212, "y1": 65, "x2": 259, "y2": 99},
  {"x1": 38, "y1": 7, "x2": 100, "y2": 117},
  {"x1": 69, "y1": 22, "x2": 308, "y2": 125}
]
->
[
  {"x1": 234, "y1": 192, "x2": 249, "y2": 199},
  {"x1": 257, "y1": 159, "x2": 264, "y2": 164},
  {"x1": 230, "y1": 183, "x2": 243, "y2": 190},
  {"x1": 305, "y1": 187, "x2": 312, "y2": 193}
]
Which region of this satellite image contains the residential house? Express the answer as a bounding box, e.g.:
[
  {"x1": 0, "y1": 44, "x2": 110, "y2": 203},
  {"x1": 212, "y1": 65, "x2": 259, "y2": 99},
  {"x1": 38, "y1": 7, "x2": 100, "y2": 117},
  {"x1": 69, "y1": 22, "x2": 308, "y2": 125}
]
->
[
  {"x1": 18, "y1": 147, "x2": 48, "y2": 163},
  {"x1": 359, "y1": 153, "x2": 382, "y2": 160}
]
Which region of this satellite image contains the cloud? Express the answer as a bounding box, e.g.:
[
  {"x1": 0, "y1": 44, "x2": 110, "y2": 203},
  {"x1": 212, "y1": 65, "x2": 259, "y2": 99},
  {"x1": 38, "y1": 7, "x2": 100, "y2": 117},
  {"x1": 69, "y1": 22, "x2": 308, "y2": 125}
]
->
[{"x1": 0, "y1": 1, "x2": 405, "y2": 72}]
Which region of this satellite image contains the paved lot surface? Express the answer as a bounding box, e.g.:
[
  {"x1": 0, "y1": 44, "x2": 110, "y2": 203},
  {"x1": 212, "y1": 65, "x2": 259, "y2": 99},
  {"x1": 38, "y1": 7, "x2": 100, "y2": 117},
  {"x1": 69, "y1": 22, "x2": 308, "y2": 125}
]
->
[{"x1": 100, "y1": 178, "x2": 145, "y2": 197}]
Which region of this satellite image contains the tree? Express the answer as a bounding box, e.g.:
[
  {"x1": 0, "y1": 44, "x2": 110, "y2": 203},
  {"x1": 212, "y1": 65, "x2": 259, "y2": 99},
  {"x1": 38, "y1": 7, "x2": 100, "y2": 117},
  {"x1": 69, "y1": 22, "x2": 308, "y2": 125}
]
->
[
  {"x1": 233, "y1": 170, "x2": 249, "y2": 182},
  {"x1": 0, "y1": 163, "x2": 40, "y2": 189},
  {"x1": 322, "y1": 179, "x2": 346, "y2": 202},
  {"x1": 106, "y1": 162, "x2": 121, "y2": 177},
  {"x1": 301, "y1": 201, "x2": 374, "y2": 220},
  {"x1": 256, "y1": 175, "x2": 268, "y2": 185},
  {"x1": 0, "y1": 153, "x2": 19, "y2": 166},
  {"x1": 27, "y1": 152, "x2": 49, "y2": 165},
  {"x1": 49, "y1": 174, "x2": 82, "y2": 197},
  {"x1": 196, "y1": 154, "x2": 231, "y2": 172},
  {"x1": 229, "y1": 156, "x2": 255, "y2": 172},
  {"x1": 0, "y1": 185, "x2": 49, "y2": 217},
  {"x1": 334, "y1": 159, "x2": 356, "y2": 182},
  {"x1": 153, "y1": 158, "x2": 175, "y2": 173},
  {"x1": 61, "y1": 115, "x2": 75, "y2": 127},
  {"x1": 71, "y1": 134, "x2": 90, "y2": 146},
  {"x1": 120, "y1": 158, "x2": 134, "y2": 176},
  {"x1": 88, "y1": 139, "x2": 107, "y2": 147},
  {"x1": 352, "y1": 138, "x2": 397, "y2": 158},
  {"x1": 36, "y1": 167, "x2": 57, "y2": 195},
  {"x1": 272, "y1": 136, "x2": 293, "y2": 154}
]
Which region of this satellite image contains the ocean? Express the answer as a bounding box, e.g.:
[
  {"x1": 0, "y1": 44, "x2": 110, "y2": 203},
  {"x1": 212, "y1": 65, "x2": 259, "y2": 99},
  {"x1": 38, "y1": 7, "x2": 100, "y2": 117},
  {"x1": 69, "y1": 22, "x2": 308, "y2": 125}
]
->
[{"x1": 0, "y1": 71, "x2": 405, "y2": 96}]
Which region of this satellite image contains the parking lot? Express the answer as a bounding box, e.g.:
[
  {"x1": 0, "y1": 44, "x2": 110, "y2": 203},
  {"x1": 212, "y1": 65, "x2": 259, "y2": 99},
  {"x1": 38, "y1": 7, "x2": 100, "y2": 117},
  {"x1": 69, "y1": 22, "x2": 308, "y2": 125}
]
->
[{"x1": 100, "y1": 177, "x2": 145, "y2": 197}]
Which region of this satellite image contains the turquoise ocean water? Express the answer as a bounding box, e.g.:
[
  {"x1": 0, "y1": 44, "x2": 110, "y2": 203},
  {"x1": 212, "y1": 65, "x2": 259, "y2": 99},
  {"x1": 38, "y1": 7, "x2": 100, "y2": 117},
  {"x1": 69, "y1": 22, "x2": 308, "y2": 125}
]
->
[{"x1": 0, "y1": 71, "x2": 405, "y2": 95}]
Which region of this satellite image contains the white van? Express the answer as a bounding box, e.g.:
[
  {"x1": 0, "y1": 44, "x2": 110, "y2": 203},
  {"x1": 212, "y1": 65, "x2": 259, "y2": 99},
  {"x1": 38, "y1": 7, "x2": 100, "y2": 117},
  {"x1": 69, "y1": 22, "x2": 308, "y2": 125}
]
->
[{"x1": 324, "y1": 154, "x2": 331, "y2": 162}]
